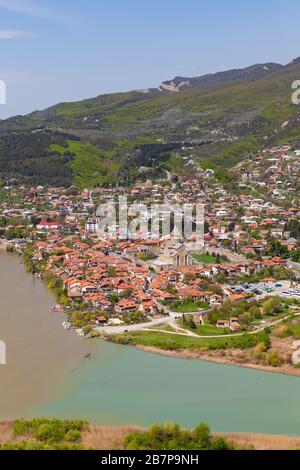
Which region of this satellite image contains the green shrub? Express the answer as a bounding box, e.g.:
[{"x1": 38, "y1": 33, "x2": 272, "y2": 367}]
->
[
  {"x1": 0, "y1": 441, "x2": 85, "y2": 450},
  {"x1": 13, "y1": 419, "x2": 87, "y2": 444},
  {"x1": 267, "y1": 351, "x2": 283, "y2": 368},
  {"x1": 65, "y1": 429, "x2": 81, "y2": 442},
  {"x1": 33, "y1": 421, "x2": 65, "y2": 443},
  {"x1": 125, "y1": 422, "x2": 231, "y2": 451}
]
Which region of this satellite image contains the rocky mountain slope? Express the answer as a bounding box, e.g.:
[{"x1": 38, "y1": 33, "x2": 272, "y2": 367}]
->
[{"x1": 160, "y1": 62, "x2": 284, "y2": 92}]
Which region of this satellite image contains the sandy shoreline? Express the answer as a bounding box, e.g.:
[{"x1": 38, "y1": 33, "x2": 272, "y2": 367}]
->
[{"x1": 136, "y1": 345, "x2": 300, "y2": 378}]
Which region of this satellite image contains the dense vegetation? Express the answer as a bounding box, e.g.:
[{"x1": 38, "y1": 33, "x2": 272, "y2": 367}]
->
[
  {"x1": 125, "y1": 422, "x2": 231, "y2": 450},
  {"x1": 0, "y1": 131, "x2": 75, "y2": 187},
  {"x1": 285, "y1": 220, "x2": 300, "y2": 241},
  {"x1": 0, "y1": 419, "x2": 88, "y2": 450},
  {"x1": 0, "y1": 419, "x2": 240, "y2": 451}
]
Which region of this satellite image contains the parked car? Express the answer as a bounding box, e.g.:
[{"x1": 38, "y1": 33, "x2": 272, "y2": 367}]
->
[{"x1": 252, "y1": 289, "x2": 262, "y2": 295}]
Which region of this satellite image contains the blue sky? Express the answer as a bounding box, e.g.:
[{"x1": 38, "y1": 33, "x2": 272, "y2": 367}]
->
[{"x1": 0, "y1": 0, "x2": 300, "y2": 118}]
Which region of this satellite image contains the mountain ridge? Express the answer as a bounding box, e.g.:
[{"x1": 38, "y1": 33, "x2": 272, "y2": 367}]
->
[
  {"x1": 160, "y1": 62, "x2": 284, "y2": 92},
  {"x1": 0, "y1": 57, "x2": 300, "y2": 188}
]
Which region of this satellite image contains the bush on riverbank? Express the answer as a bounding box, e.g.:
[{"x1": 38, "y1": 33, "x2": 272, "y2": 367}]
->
[
  {"x1": 125, "y1": 422, "x2": 231, "y2": 450},
  {"x1": 13, "y1": 419, "x2": 88, "y2": 445},
  {"x1": 43, "y1": 272, "x2": 69, "y2": 306}
]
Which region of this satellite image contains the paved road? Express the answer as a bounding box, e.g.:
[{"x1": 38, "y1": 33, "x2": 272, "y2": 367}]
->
[{"x1": 95, "y1": 316, "x2": 170, "y2": 335}]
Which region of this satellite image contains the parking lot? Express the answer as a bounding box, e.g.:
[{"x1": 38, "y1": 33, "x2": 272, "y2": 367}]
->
[{"x1": 227, "y1": 280, "x2": 300, "y2": 300}]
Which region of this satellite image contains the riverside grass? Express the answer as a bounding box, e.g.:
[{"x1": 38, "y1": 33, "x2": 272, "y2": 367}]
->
[{"x1": 111, "y1": 329, "x2": 270, "y2": 351}]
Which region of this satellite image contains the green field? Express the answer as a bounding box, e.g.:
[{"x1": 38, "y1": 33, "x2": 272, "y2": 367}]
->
[
  {"x1": 180, "y1": 323, "x2": 232, "y2": 336},
  {"x1": 170, "y1": 301, "x2": 209, "y2": 313},
  {"x1": 113, "y1": 329, "x2": 270, "y2": 351},
  {"x1": 192, "y1": 253, "x2": 224, "y2": 264}
]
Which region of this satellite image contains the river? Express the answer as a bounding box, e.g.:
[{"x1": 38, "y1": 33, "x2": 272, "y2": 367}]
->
[{"x1": 1, "y1": 250, "x2": 300, "y2": 435}]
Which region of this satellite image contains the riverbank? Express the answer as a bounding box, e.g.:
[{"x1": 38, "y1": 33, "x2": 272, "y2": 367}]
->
[
  {"x1": 0, "y1": 250, "x2": 100, "y2": 420},
  {"x1": 1, "y1": 421, "x2": 300, "y2": 450},
  {"x1": 135, "y1": 345, "x2": 300, "y2": 378}
]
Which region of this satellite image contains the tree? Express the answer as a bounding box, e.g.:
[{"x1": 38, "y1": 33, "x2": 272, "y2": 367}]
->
[
  {"x1": 125, "y1": 422, "x2": 231, "y2": 450},
  {"x1": 268, "y1": 237, "x2": 289, "y2": 258},
  {"x1": 263, "y1": 297, "x2": 283, "y2": 316},
  {"x1": 291, "y1": 249, "x2": 300, "y2": 262},
  {"x1": 249, "y1": 305, "x2": 262, "y2": 319},
  {"x1": 285, "y1": 220, "x2": 300, "y2": 240},
  {"x1": 5, "y1": 227, "x2": 25, "y2": 240},
  {"x1": 270, "y1": 297, "x2": 283, "y2": 314},
  {"x1": 192, "y1": 423, "x2": 210, "y2": 449},
  {"x1": 262, "y1": 299, "x2": 273, "y2": 316},
  {"x1": 239, "y1": 312, "x2": 252, "y2": 326},
  {"x1": 228, "y1": 222, "x2": 235, "y2": 232},
  {"x1": 204, "y1": 221, "x2": 210, "y2": 234},
  {"x1": 183, "y1": 316, "x2": 197, "y2": 330},
  {"x1": 184, "y1": 273, "x2": 196, "y2": 283},
  {"x1": 108, "y1": 267, "x2": 117, "y2": 277},
  {"x1": 267, "y1": 351, "x2": 282, "y2": 367}
]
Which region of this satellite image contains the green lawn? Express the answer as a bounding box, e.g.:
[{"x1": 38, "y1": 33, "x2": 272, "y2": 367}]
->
[
  {"x1": 180, "y1": 322, "x2": 232, "y2": 336},
  {"x1": 170, "y1": 301, "x2": 209, "y2": 313},
  {"x1": 192, "y1": 253, "x2": 224, "y2": 264}
]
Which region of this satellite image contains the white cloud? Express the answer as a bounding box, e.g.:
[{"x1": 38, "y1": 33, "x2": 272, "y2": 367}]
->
[
  {"x1": 0, "y1": 0, "x2": 62, "y2": 21},
  {"x1": 0, "y1": 29, "x2": 35, "y2": 39}
]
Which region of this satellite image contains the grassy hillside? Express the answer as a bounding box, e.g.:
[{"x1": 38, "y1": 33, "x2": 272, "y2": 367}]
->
[
  {"x1": 0, "y1": 59, "x2": 300, "y2": 187},
  {"x1": 50, "y1": 141, "x2": 120, "y2": 188}
]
